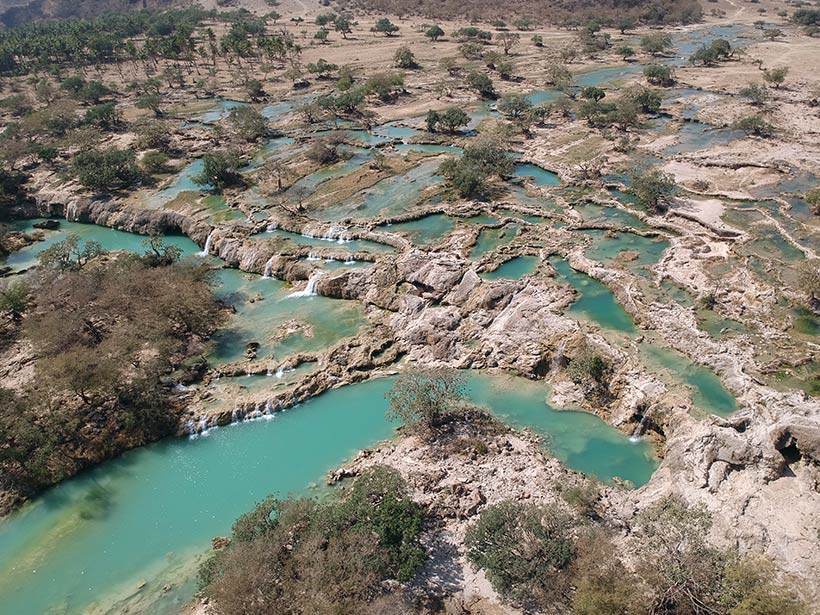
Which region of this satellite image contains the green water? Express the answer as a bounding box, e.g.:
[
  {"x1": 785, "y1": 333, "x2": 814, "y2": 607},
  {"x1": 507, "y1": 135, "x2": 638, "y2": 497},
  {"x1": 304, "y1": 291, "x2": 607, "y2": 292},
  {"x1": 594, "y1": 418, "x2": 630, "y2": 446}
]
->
[
  {"x1": 373, "y1": 123, "x2": 420, "y2": 139},
  {"x1": 470, "y1": 224, "x2": 519, "y2": 259},
  {"x1": 317, "y1": 161, "x2": 442, "y2": 221},
  {"x1": 211, "y1": 268, "x2": 367, "y2": 364},
  {"x1": 466, "y1": 375, "x2": 656, "y2": 485},
  {"x1": 793, "y1": 308, "x2": 820, "y2": 337},
  {"x1": 664, "y1": 120, "x2": 742, "y2": 155},
  {"x1": 573, "y1": 202, "x2": 648, "y2": 230},
  {"x1": 579, "y1": 230, "x2": 669, "y2": 274},
  {"x1": 513, "y1": 163, "x2": 561, "y2": 187},
  {"x1": 380, "y1": 214, "x2": 455, "y2": 246},
  {"x1": 0, "y1": 379, "x2": 400, "y2": 615},
  {"x1": 697, "y1": 309, "x2": 751, "y2": 339},
  {"x1": 641, "y1": 344, "x2": 737, "y2": 416},
  {"x1": 4, "y1": 219, "x2": 201, "y2": 272},
  {"x1": 258, "y1": 228, "x2": 395, "y2": 253},
  {"x1": 155, "y1": 159, "x2": 207, "y2": 203},
  {"x1": 396, "y1": 143, "x2": 464, "y2": 156},
  {"x1": 550, "y1": 257, "x2": 637, "y2": 334},
  {"x1": 0, "y1": 373, "x2": 655, "y2": 615},
  {"x1": 482, "y1": 256, "x2": 539, "y2": 280}
]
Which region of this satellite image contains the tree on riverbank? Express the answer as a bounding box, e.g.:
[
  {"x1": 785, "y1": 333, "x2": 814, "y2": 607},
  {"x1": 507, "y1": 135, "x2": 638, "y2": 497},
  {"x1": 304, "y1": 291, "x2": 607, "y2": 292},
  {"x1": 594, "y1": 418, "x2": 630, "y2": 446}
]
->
[
  {"x1": 630, "y1": 166, "x2": 676, "y2": 212},
  {"x1": 439, "y1": 139, "x2": 513, "y2": 199},
  {"x1": 0, "y1": 237, "x2": 223, "y2": 497},
  {"x1": 200, "y1": 466, "x2": 426, "y2": 615}
]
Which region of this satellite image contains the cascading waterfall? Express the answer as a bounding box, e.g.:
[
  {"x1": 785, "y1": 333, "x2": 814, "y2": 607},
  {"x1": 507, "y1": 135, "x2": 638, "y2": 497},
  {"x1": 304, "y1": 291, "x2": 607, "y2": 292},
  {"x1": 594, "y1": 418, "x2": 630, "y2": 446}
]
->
[
  {"x1": 288, "y1": 270, "x2": 323, "y2": 297},
  {"x1": 344, "y1": 256, "x2": 356, "y2": 266},
  {"x1": 306, "y1": 252, "x2": 321, "y2": 261},
  {"x1": 266, "y1": 223, "x2": 278, "y2": 232},
  {"x1": 630, "y1": 408, "x2": 653, "y2": 443},
  {"x1": 197, "y1": 230, "x2": 215, "y2": 257},
  {"x1": 262, "y1": 256, "x2": 275, "y2": 279},
  {"x1": 550, "y1": 341, "x2": 567, "y2": 376}
]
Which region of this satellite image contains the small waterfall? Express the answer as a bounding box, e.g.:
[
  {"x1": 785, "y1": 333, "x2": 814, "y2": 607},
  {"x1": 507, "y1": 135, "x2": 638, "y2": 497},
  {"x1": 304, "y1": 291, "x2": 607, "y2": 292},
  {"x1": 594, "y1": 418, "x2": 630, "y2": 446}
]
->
[
  {"x1": 344, "y1": 256, "x2": 356, "y2": 266},
  {"x1": 550, "y1": 341, "x2": 567, "y2": 376},
  {"x1": 306, "y1": 252, "x2": 321, "y2": 261},
  {"x1": 275, "y1": 367, "x2": 284, "y2": 378},
  {"x1": 630, "y1": 412, "x2": 651, "y2": 443},
  {"x1": 262, "y1": 256, "x2": 275, "y2": 279},
  {"x1": 266, "y1": 223, "x2": 278, "y2": 233},
  {"x1": 321, "y1": 225, "x2": 351, "y2": 244},
  {"x1": 288, "y1": 271, "x2": 323, "y2": 298},
  {"x1": 197, "y1": 230, "x2": 215, "y2": 257}
]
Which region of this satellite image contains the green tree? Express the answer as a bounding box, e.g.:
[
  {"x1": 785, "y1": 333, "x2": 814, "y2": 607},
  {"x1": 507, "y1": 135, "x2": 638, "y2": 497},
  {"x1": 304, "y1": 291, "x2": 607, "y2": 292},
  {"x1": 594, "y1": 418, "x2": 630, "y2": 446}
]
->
[
  {"x1": 466, "y1": 500, "x2": 576, "y2": 609},
  {"x1": 631, "y1": 166, "x2": 676, "y2": 212},
  {"x1": 136, "y1": 93, "x2": 163, "y2": 116},
  {"x1": 805, "y1": 187, "x2": 820, "y2": 215},
  {"x1": 738, "y1": 83, "x2": 769, "y2": 106},
  {"x1": 732, "y1": 114, "x2": 774, "y2": 137},
  {"x1": 38, "y1": 235, "x2": 104, "y2": 271},
  {"x1": 202, "y1": 466, "x2": 426, "y2": 614},
  {"x1": 498, "y1": 94, "x2": 533, "y2": 119},
  {"x1": 0, "y1": 279, "x2": 29, "y2": 320},
  {"x1": 228, "y1": 106, "x2": 268, "y2": 142},
  {"x1": 141, "y1": 150, "x2": 170, "y2": 174},
  {"x1": 386, "y1": 367, "x2": 466, "y2": 436},
  {"x1": 644, "y1": 64, "x2": 675, "y2": 86},
  {"x1": 440, "y1": 139, "x2": 513, "y2": 199},
  {"x1": 83, "y1": 102, "x2": 121, "y2": 130},
  {"x1": 425, "y1": 24, "x2": 445, "y2": 42},
  {"x1": 497, "y1": 31, "x2": 520, "y2": 55},
  {"x1": 313, "y1": 28, "x2": 329, "y2": 44},
  {"x1": 334, "y1": 15, "x2": 355, "y2": 39},
  {"x1": 763, "y1": 66, "x2": 788, "y2": 89},
  {"x1": 434, "y1": 108, "x2": 470, "y2": 132},
  {"x1": 394, "y1": 46, "x2": 418, "y2": 69},
  {"x1": 616, "y1": 44, "x2": 635, "y2": 60},
  {"x1": 194, "y1": 151, "x2": 243, "y2": 191},
  {"x1": 245, "y1": 79, "x2": 265, "y2": 102},
  {"x1": 640, "y1": 33, "x2": 672, "y2": 56},
  {"x1": 364, "y1": 72, "x2": 405, "y2": 102},
  {"x1": 307, "y1": 58, "x2": 338, "y2": 79},
  {"x1": 466, "y1": 71, "x2": 496, "y2": 99},
  {"x1": 371, "y1": 18, "x2": 399, "y2": 36},
  {"x1": 71, "y1": 148, "x2": 141, "y2": 192},
  {"x1": 636, "y1": 496, "x2": 725, "y2": 615}
]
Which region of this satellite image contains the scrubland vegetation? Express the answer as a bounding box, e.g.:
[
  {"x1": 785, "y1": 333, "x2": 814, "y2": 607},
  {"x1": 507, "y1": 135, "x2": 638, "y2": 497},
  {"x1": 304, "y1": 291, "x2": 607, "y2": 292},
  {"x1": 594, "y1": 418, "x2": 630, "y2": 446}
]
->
[{"x1": 0, "y1": 236, "x2": 222, "y2": 499}]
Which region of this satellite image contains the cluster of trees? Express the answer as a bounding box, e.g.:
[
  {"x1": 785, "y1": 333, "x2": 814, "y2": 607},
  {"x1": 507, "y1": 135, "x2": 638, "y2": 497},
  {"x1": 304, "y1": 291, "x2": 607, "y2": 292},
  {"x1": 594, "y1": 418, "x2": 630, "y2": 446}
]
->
[
  {"x1": 335, "y1": 0, "x2": 701, "y2": 26},
  {"x1": 792, "y1": 8, "x2": 820, "y2": 35},
  {"x1": 200, "y1": 466, "x2": 426, "y2": 615},
  {"x1": 199, "y1": 367, "x2": 807, "y2": 615},
  {"x1": 630, "y1": 166, "x2": 676, "y2": 212},
  {"x1": 0, "y1": 236, "x2": 223, "y2": 497},
  {"x1": 426, "y1": 108, "x2": 470, "y2": 133},
  {"x1": 578, "y1": 85, "x2": 663, "y2": 131},
  {"x1": 467, "y1": 495, "x2": 808, "y2": 615},
  {"x1": 439, "y1": 139, "x2": 513, "y2": 199},
  {"x1": 689, "y1": 38, "x2": 733, "y2": 66},
  {"x1": 0, "y1": 8, "x2": 301, "y2": 77}
]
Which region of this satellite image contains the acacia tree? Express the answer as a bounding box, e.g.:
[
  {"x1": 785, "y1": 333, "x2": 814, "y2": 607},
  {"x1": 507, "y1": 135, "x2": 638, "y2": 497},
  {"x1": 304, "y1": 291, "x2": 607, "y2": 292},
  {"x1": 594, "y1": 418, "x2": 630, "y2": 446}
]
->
[
  {"x1": 386, "y1": 367, "x2": 466, "y2": 436},
  {"x1": 371, "y1": 18, "x2": 399, "y2": 37},
  {"x1": 497, "y1": 31, "x2": 520, "y2": 55},
  {"x1": 425, "y1": 25, "x2": 445, "y2": 42},
  {"x1": 631, "y1": 166, "x2": 676, "y2": 212},
  {"x1": 763, "y1": 66, "x2": 788, "y2": 89}
]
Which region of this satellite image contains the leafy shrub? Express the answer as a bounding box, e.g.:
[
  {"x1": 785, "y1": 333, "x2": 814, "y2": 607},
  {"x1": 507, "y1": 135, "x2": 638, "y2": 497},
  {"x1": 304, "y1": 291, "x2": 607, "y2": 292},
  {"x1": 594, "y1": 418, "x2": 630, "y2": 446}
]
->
[{"x1": 202, "y1": 466, "x2": 426, "y2": 614}]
